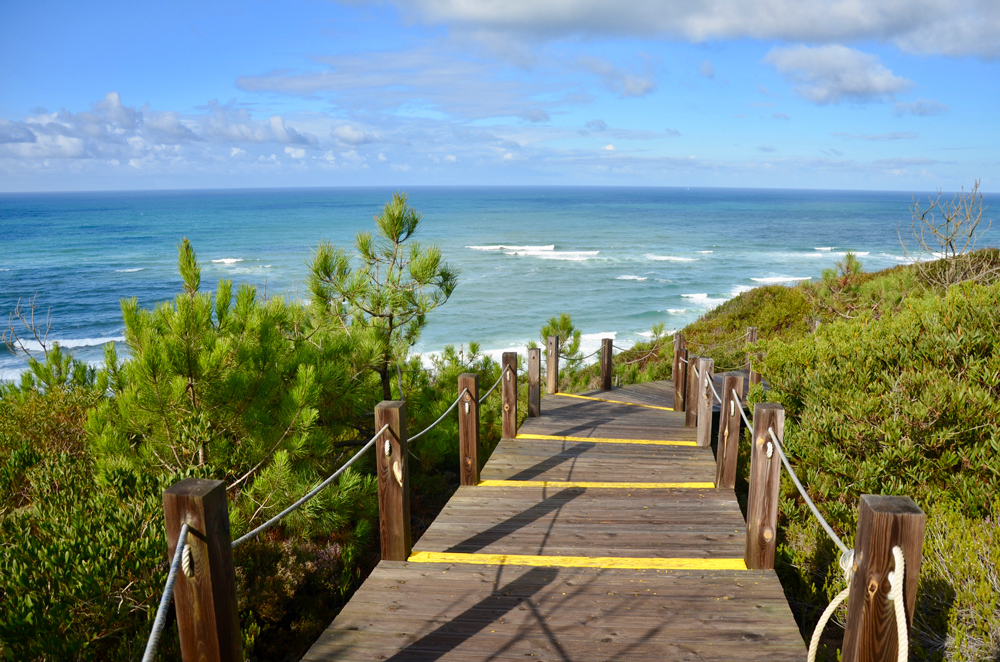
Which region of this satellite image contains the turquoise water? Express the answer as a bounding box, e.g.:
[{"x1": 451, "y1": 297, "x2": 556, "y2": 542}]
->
[{"x1": 2, "y1": 186, "x2": 989, "y2": 380}]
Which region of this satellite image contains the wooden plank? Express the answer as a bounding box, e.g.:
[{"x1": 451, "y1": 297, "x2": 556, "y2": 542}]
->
[
  {"x1": 685, "y1": 356, "x2": 699, "y2": 427},
  {"x1": 304, "y1": 562, "x2": 804, "y2": 662},
  {"x1": 546, "y1": 335, "x2": 559, "y2": 394},
  {"x1": 527, "y1": 348, "x2": 541, "y2": 417},
  {"x1": 305, "y1": 380, "x2": 806, "y2": 662},
  {"x1": 600, "y1": 338, "x2": 613, "y2": 390},
  {"x1": 715, "y1": 374, "x2": 745, "y2": 489},
  {"x1": 696, "y1": 358, "x2": 714, "y2": 447},
  {"x1": 376, "y1": 401, "x2": 411, "y2": 561},
  {"x1": 842, "y1": 495, "x2": 926, "y2": 662},
  {"x1": 458, "y1": 373, "x2": 480, "y2": 486},
  {"x1": 744, "y1": 403, "x2": 782, "y2": 570},
  {"x1": 501, "y1": 352, "x2": 517, "y2": 438},
  {"x1": 163, "y1": 479, "x2": 242, "y2": 662}
]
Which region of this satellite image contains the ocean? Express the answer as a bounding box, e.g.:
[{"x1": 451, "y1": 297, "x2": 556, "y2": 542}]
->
[{"x1": 2, "y1": 186, "x2": 989, "y2": 381}]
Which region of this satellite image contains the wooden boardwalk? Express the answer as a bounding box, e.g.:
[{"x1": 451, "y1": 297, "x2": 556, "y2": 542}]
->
[{"x1": 304, "y1": 381, "x2": 805, "y2": 661}]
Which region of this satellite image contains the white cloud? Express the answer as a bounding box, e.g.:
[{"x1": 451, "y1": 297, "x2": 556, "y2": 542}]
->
[
  {"x1": 236, "y1": 47, "x2": 557, "y2": 122},
  {"x1": 0, "y1": 92, "x2": 319, "y2": 169},
  {"x1": 602, "y1": 144, "x2": 616, "y2": 151},
  {"x1": 331, "y1": 124, "x2": 378, "y2": 144},
  {"x1": 382, "y1": 0, "x2": 1000, "y2": 58},
  {"x1": 700, "y1": 60, "x2": 714, "y2": 78},
  {"x1": 284, "y1": 146, "x2": 306, "y2": 159},
  {"x1": 444, "y1": 154, "x2": 457, "y2": 162},
  {"x1": 578, "y1": 56, "x2": 656, "y2": 98},
  {"x1": 893, "y1": 98, "x2": 950, "y2": 116},
  {"x1": 764, "y1": 45, "x2": 912, "y2": 104}
]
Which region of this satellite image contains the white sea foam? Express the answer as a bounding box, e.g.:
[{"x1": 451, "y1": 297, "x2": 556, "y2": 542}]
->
[
  {"x1": 15, "y1": 336, "x2": 126, "y2": 352},
  {"x1": 468, "y1": 244, "x2": 598, "y2": 261},
  {"x1": 616, "y1": 275, "x2": 647, "y2": 281},
  {"x1": 681, "y1": 293, "x2": 727, "y2": 307},
  {"x1": 751, "y1": 276, "x2": 812, "y2": 284},
  {"x1": 505, "y1": 248, "x2": 599, "y2": 261},
  {"x1": 647, "y1": 254, "x2": 697, "y2": 262},
  {"x1": 211, "y1": 258, "x2": 244, "y2": 265},
  {"x1": 467, "y1": 244, "x2": 554, "y2": 252},
  {"x1": 115, "y1": 267, "x2": 145, "y2": 273},
  {"x1": 666, "y1": 308, "x2": 687, "y2": 314},
  {"x1": 731, "y1": 285, "x2": 754, "y2": 296},
  {"x1": 814, "y1": 247, "x2": 834, "y2": 251},
  {"x1": 699, "y1": 250, "x2": 714, "y2": 254},
  {"x1": 879, "y1": 252, "x2": 909, "y2": 262}
]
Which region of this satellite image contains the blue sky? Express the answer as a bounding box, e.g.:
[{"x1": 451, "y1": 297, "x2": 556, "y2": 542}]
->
[{"x1": 1, "y1": 0, "x2": 998, "y2": 192}]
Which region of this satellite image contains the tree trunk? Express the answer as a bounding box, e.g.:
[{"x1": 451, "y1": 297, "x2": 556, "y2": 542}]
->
[{"x1": 380, "y1": 368, "x2": 392, "y2": 401}]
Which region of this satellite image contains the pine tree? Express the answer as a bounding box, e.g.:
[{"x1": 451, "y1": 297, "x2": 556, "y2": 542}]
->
[{"x1": 308, "y1": 193, "x2": 458, "y2": 400}]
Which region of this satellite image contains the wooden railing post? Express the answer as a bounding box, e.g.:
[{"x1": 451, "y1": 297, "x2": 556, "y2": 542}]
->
[
  {"x1": 696, "y1": 358, "x2": 714, "y2": 447},
  {"x1": 599, "y1": 338, "x2": 614, "y2": 391},
  {"x1": 375, "y1": 401, "x2": 411, "y2": 561},
  {"x1": 744, "y1": 403, "x2": 783, "y2": 570},
  {"x1": 842, "y1": 496, "x2": 926, "y2": 662},
  {"x1": 163, "y1": 479, "x2": 242, "y2": 662},
  {"x1": 674, "y1": 346, "x2": 688, "y2": 413},
  {"x1": 501, "y1": 352, "x2": 517, "y2": 439},
  {"x1": 746, "y1": 326, "x2": 761, "y2": 385},
  {"x1": 527, "y1": 348, "x2": 541, "y2": 417},
  {"x1": 546, "y1": 335, "x2": 559, "y2": 394},
  {"x1": 715, "y1": 373, "x2": 744, "y2": 489},
  {"x1": 684, "y1": 355, "x2": 700, "y2": 427},
  {"x1": 458, "y1": 373, "x2": 480, "y2": 486}
]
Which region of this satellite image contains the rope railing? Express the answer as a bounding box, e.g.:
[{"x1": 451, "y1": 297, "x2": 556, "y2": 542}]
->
[
  {"x1": 558, "y1": 348, "x2": 601, "y2": 361},
  {"x1": 478, "y1": 365, "x2": 510, "y2": 404},
  {"x1": 684, "y1": 331, "x2": 750, "y2": 350},
  {"x1": 231, "y1": 423, "x2": 390, "y2": 548},
  {"x1": 142, "y1": 522, "x2": 190, "y2": 662},
  {"x1": 725, "y1": 388, "x2": 909, "y2": 661},
  {"x1": 409, "y1": 388, "x2": 469, "y2": 442}
]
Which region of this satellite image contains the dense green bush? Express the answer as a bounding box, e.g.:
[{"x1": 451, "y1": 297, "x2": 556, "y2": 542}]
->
[{"x1": 748, "y1": 279, "x2": 1000, "y2": 661}]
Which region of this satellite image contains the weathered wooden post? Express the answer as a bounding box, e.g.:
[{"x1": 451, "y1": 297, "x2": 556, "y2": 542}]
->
[
  {"x1": 375, "y1": 401, "x2": 411, "y2": 561},
  {"x1": 163, "y1": 479, "x2": 242, "y2": 662},
  {"x1": 696, "y1": 358, "x2": 714, "y2": 447},
  {"x1": 842, "y1": 496, "x2": 926, "y2": 662},
  {"x1": 715, "y1": 373, "x2": 745, "y2": 489},
  {"x1": 501, "y1": 352, "x2": 517, "y2": 439},
  {"x1": 746, "y1": 326, "x2": 761, "y2": 385},
  {"x1": 685, "y1": 355, "x2": 700, "y2": 427},
  {"x1": 674, "y1": 346, "x2": 688, "y2": 413},
  {"x1": 744, "y1": 403, "x2": 783, "y2": 570},
  {"x1": 600, "y1": 338, "x2": 614, "y2": 391},
  {"x1": 527, "y1": 348, "x2": 541, "y2": 417},
  {"x1": 546, "y1": 335, "x2": 559, "y2": 394},
  {"x1": 457, "y1": 373, "x2": 480, "y2": 486}
]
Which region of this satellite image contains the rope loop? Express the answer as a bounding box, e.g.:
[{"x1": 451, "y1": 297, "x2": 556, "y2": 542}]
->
[{"x1": 807, "y1": 548, "x2": 854, "y2": 662}]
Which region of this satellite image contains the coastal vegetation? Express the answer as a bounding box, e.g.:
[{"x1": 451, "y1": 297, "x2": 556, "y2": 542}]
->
[
  {"x1": 1, "y1": 187, "x2": 997, "y2": 661},
  {"x1": 0, "y1": 196, "x2": 508, "y2": 661}
]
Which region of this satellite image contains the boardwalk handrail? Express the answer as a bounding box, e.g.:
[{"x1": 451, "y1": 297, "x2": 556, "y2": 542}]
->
[
  {"x1": 142, "y1": 522, "x2": 190, "y2": 662},
  {"x1": 681, "y1": 339, "x2": 924, "y2": 660},
  {"x1": 409, "y1": 388, "x2": 469, "y2": 442},
  {"x1": 231, "y1": 423, "x2": 390, "y2": 548}
]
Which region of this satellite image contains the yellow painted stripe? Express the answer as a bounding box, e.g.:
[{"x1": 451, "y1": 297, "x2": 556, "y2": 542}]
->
[
  {"x1": 516, "y1": 433, "x2": 695, "y2": 447},
  {"x1": 553, "y1": 392, "x2": 674, "y2": 411},
  {"x1": 408, "y1": 550, "x2": 747, "y2": 570},
  {"x1": 478, "y1": 479, "x2": 715, "y2": 489}
]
